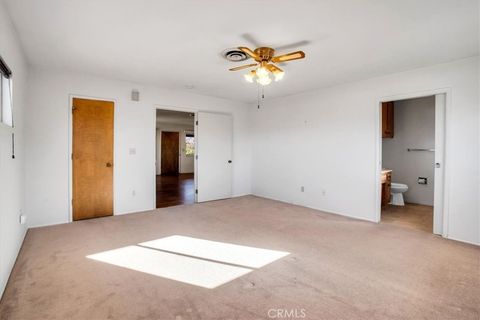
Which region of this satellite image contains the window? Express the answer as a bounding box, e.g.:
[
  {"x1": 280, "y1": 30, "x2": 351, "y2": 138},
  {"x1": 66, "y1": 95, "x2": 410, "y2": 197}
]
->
[
  {"x1": 0, "y1": 55, "x2": 13, "y2": 127},
  {"x1": 185, "y1": 132, "x2": 195, "y2": 156}
]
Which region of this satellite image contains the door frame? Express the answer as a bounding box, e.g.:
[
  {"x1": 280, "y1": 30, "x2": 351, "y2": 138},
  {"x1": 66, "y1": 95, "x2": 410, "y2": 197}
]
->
[
  {"x1": 153, "y1": 106, "x2": 234, "y2": 206},
  {"x1": 374, "y1": 88, "x2": 451, "y2": 238},
  {"x1": 153, "y1": 105, "x2": 198, "y2": 206},
  {"x1": 68, "y1": 94, "x2": 116, "y2": 223}
]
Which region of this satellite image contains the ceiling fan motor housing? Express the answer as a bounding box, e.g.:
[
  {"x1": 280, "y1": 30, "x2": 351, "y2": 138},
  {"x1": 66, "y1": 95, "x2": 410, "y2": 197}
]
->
[{"x1": 254, "y1": 47, "x2": 275, "y2": 61}]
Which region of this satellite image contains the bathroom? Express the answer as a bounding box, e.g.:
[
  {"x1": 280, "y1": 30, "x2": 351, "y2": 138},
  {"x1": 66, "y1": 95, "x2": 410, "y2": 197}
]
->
[{"x1": 381, "y1": 96, "x2": 437, "y2": 233}]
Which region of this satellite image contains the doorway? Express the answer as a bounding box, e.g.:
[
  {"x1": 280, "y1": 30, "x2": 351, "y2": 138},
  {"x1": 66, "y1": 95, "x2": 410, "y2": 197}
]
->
[
  {"x1": 378, "y1": 93, "x2": 446, "y2": 235},
  {"x1": 154, "y1": 108, "x2": 234, "y2": 208},
  {"x1": 72, "y1": 98, "x2": 114, "y2": 220},
  {"x1": 155, "y1": 109, "x2": 195, "y2": 208}
]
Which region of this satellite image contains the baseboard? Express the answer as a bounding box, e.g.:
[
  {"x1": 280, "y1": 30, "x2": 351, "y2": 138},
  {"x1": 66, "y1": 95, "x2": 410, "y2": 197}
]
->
[
  {"x1": 304, "y1": 203, "x2": 377, "y2": 223},
  {"x1": 253, "y1": 193, "x2": 479, "y2": 246},
  {"x1": 232, "y1": 193, "x2": 252, "y2": 198},
  {"x1": 28, "y1": 220, "x2": 69, "y2": 229},
  {"x1": 252, "y1": 193, "x2": 377, "y2": 223},
  {"x1": 0, "y1": 227, "x2": 28, "y2": 300},
  {"x1": 444, "y1": 235, "x2": 480, "y2": 247}
]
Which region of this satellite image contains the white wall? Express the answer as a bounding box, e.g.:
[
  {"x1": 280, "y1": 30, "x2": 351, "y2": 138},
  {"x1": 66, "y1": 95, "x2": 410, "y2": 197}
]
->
[
  {"x1": 251, "y1": 57, "x2": 479, "y2": 245},
  {"x1": 0, "y1": 2, "x2": 28, "y2": 297},
  {"x1": 155, "y1": 122, "x2": 195, "y2": 175},
  {"x1": 19, "y1": 53, "x2": 480, "y2": 247},
  {"x1": 25, "y1": 69, "x2": 252, "y2": 227},
  {"x1": 383, "y1": 96, "x2": 435, "y2": 206}
]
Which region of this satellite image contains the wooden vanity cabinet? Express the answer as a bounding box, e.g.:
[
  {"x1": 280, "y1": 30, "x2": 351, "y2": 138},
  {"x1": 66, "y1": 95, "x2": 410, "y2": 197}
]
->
[
  {"x1": 382, "y1": 102, "x2": 394, "y2": 138},
  {"x1": 381, "y1": 171, "x2": 392, "y2": 207}
]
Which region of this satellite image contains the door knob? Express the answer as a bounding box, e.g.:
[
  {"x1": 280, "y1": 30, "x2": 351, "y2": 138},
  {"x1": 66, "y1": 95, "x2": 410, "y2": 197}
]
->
[
  {"x1": 435, "y1": 162, "x2": 441, "y2": 168},
  {"x1": 228, "y1": 160, "x2": 232, "y2": 163},
  {"x1": 106, "y1": 162, "x2": 113, "y2": 167}
]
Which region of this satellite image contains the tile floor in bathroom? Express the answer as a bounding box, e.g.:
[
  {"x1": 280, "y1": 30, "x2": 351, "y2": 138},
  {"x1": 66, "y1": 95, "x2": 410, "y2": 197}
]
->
[{"x1": 381, "y1": 203, "x2": 433, "y2": 233}]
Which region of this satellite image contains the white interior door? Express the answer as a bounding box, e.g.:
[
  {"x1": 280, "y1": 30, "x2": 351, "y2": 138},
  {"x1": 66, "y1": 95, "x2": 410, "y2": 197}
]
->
[
  {"x1": 196, "y1": 112, "x2": 233, "y2": 202},
  {"x1": 433, "y1": 94, "x2": 446, "y2": 235}
]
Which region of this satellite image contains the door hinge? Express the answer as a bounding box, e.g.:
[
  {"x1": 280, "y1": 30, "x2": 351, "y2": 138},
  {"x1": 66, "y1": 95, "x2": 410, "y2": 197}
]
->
[
  {"x1": 195, "y1": 120, "x2": 198, "y2": 125},
  {"x1": 195, "y1": 189, "x2": 198, "y2": 194},
  {"x1": 71, "y1": 153, "x2": 73, "y2": 160},
  {"x1": 195, "y1": 155, "x2": 198, "y2": 160},
  {"x1": 72, "y1": 106, "x2": 77, "y2": 112}
]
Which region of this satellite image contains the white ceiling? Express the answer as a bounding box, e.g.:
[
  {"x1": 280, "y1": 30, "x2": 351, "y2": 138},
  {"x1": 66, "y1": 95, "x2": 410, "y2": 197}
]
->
[{"x1": 4, "y1": 0, "x2": 478, "y2": 102}]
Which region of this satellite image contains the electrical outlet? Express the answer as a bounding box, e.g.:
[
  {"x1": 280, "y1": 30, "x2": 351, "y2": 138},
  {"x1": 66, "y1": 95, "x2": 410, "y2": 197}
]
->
[
  {"x1": 19, "y1": 214, "x2": 27, "y2": 225},
  {"x1": 132, "y1": 190, "x2": 136, "y2": 196},
  {"x1": 300, "y1": 186, "x2": 305, "y2": 192}
]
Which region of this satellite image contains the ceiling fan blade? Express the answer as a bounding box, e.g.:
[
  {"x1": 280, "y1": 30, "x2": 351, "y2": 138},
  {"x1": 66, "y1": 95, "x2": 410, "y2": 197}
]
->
[
  {"x1": 275, "y1": 40, "x2": 311, "y2": 51},
  {"x1": 241, "y1": 33, "x2": 262, "y2": 48},
  {"x1": 266, "y1": 64, "x2": 283, "y2": 73},
  {"x1": 229, "y1": 63, "x2": 257, "y2": 71},
  {"x1": 238, "y1": 47, "x2": 260, "y2": 61},
  {"x1": 271, "y1": 51, "x2": 305, "y2": 63}
]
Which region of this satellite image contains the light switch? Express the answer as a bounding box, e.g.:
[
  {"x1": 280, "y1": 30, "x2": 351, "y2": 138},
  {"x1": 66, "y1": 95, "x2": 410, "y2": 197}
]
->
[{"x1": 129, "y1": 148, "x2": 136, "y2": 155}]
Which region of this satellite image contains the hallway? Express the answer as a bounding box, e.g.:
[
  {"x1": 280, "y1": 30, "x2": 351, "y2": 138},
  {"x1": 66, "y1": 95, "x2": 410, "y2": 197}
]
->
[{"x1": 156, "y1": 173, "x2": 194, "y2": 208}]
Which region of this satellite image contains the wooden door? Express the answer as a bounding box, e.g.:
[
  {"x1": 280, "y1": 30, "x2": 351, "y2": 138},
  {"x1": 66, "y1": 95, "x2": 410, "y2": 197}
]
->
[
  {"x1": 161, "y1": 132, "x2": 179, "y2": 175},
  {"x1": 72, "y1": 98, "x2": 114, "y2": 221}
]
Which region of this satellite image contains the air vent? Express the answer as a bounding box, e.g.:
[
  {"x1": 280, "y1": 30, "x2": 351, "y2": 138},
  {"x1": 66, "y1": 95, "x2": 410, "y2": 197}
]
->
[{"x1": 222, "y1": 48, "x2": 249, "y2": 62}]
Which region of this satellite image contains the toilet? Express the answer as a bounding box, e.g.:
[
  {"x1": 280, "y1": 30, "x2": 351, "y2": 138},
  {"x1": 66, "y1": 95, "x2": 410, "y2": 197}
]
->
[{"x1": 390, "y1": 183, "x2": 408, "y2": 206}]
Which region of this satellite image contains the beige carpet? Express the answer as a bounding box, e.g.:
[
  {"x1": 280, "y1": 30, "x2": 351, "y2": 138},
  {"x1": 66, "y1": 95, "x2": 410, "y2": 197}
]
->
[
  {"x1": 381, "y1": 203, "x2": 433, "y2": 233},
  {"x1": 0, "y1": 196, "x2": 478, "y2": 320}
]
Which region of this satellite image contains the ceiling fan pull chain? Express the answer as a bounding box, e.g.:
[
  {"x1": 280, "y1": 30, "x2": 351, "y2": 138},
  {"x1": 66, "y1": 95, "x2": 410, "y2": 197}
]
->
[{"x1": 257, "y1": 83, "x2": 260, "y2": 109}]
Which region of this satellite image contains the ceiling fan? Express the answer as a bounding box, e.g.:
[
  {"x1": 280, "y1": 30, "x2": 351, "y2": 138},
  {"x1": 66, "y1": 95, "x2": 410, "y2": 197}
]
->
[{"x1": 229, "y1": 47, "x2": 305, "y2": 86}]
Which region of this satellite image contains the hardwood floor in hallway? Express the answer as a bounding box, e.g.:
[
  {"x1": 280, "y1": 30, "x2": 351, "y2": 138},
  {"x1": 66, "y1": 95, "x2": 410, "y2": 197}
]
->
[{"x1": 156, "y1": 173, "x2": 194, "y2": 208}]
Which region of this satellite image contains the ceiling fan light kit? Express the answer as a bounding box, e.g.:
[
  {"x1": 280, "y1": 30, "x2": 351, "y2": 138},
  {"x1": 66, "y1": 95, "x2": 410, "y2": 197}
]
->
[{"x1": 229, "y1": 46, "x2": 305, "y2": 86}]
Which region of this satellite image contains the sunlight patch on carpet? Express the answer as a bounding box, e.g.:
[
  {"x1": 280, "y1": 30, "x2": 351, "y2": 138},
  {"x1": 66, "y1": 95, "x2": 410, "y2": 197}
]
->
[
  {"x1": 139, "y1": 235, "x2": 289, "y2": 268},
  {"x1": 87, "y1": 245, "x2": 252, "y2": 288},
  {"x1": 87, "y1": 236, "x2": 289, "y2": 289}
]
